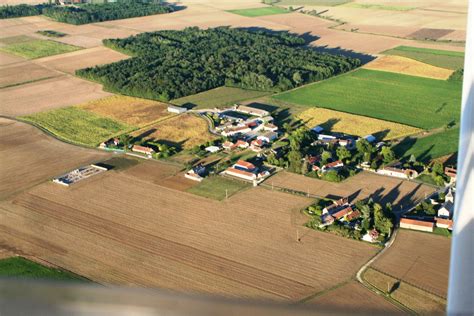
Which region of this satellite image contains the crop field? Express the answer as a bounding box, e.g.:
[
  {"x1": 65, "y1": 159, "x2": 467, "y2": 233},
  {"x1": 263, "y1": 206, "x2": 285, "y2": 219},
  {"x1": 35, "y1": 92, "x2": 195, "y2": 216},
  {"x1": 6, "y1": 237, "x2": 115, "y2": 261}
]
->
[
  {"x1": 363, "y1": 55, "x2": 453, "y2": 80},
  {"x1": 363, "y1": 268, "x2": 446, "y2": 314},
  {"x1": 266, "y1": 171, "x2": 435, "y2": 211},
  {"x1": 0, "y1": 75, "x2": 112, "y2": 117},
  {"x1": 227, "y1": 7, "x2": 290, "y2": 17},
  {"x1": 273, "y1": 69, "x2": 462, "y2": 130},
  {"x1": 0, "y1": 60, "x2": 60, "y2": 88},
  {"x1": 382, "y1": 46, "x2": 465, "y2": 70},
  {"x1": 393, "y1": 128, "x2": 460, "y2": 162},
  {"x1": 297, "y1": 107, "x2": 421, "y2": 140},
  {"x1": 0, "y1": 118, "x2": 108, "y2": 200},
  {"x1": 277, "y1": 0, "x2": 351, "y2": 6},
  {"x1": 346, "y1": 3, "x2": 416, "y2": 11},
  {"x1": 172, "y1": 87, "x2": 271, "y2": 110},
  {"x1": 371, "y1": 230, "x2": 451, "y2": 298},
  {"x1": 22, "y1": 107, "x2": 131, "y2": 146},
  {"x1": 78, "y1": 95, "x2": 171, "y2": 127},
  {"x1": 186, "y1": 176, "x2": 250, "y2": 200},
  {"x1": 0, "y1": 171, "x2": 380, "y2": 301},
  {"x1": 0, "y1": 257, "x2": 86, "y2": 281},
  {"x1": 307, "y1": 281, "x2": 403, "y2": 313},
  {"x1": 131, "y1": 114, "x2": 215, "y2": 150},
  {"x1": 0, "y1": 38, "x2": 81, "y2": 59}
]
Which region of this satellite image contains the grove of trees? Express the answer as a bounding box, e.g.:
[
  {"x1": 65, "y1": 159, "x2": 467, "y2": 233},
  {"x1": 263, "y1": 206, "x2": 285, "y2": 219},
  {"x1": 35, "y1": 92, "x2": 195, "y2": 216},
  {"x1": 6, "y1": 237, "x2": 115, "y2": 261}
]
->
[
  {"x1": 0, "y1": 4, "x2": 46, "y2": 19},
  {"x1": 77, "y1": 27, "x2": 361, "y2": 101}
]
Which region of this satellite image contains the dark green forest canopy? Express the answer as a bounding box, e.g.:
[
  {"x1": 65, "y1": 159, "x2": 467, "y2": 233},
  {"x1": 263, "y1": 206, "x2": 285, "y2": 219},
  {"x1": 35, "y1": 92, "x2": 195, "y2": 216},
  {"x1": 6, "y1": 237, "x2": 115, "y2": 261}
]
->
[{"x1": 77, "y1": 27, "x2": 361, "y2": 101}]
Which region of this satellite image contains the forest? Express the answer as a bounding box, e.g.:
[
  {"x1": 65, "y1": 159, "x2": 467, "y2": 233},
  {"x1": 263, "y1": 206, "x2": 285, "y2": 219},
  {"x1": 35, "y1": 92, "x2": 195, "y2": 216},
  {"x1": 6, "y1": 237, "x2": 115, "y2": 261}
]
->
[
  {"x1": 77, "y1": 27, "x2": 361, "y2": 101},
  {"x1": 0, "y1": 1, "x2": 173, "y2": 23}
]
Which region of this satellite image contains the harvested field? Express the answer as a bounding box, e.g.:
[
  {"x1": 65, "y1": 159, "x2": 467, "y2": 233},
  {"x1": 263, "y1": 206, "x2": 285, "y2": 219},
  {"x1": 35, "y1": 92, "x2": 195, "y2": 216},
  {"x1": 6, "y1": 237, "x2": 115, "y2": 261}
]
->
[
  {"x1": 34, "y1": 46, "x2": 129, "y2": 74},
  {"x1": 0, "y1": 60, "x2": 60, "y2": 88},
  {"x1": 382, "y1": 46, "x2": 465, "y2": 70},
  {"x1": 297, "y1": 107, "x2": 421, "y2": 140},
  {"x1": 371, "y1": 229, "x2": 451, "y2": 298},
  {"x1": 79, "y1": 95, "x2": 171, "y2": 126},
  {"x1": 363, "y1": 55, "x2": 453, "y2": 80},
  {"x1": 408, "y1": 28, "x2": 454, "y2": 40},
  {"x1": 0, "y1": 118, "x2": 108, "y2": 200},
  {"x1": 0, "y1": 75, "x2": 112, "y2": 117},
  {"x1": 277, "y1": 0, "x2": 351, "y2": 5},
  {"x1": 0, "y1": 51, "x2": 24, "y2": 66},
  {"x1": 131, "y1": 114, "x2": 215, "y2": 150},
  {"x1": 173, "y1": 87, "x2": 271, "y2": 110},
  {"x1": 307, "y1": 281, "x2": 403, "y2": 313},
  {"x1": 266, "y1": 171, "x2": 435, "y2": 212},
  {"x1": 0, "y1": 171, "x2": 379, "y2": 300},
  {"x1": 364, "y1": 268, "x2": 446, "y2": 314}
]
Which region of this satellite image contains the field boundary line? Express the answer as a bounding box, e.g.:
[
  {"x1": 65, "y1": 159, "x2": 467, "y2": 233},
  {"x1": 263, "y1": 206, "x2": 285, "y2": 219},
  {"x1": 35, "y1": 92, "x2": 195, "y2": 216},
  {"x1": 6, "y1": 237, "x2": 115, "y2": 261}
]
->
[{"x1": 295, "y1": 280, "x2": 351, "y2": 304}]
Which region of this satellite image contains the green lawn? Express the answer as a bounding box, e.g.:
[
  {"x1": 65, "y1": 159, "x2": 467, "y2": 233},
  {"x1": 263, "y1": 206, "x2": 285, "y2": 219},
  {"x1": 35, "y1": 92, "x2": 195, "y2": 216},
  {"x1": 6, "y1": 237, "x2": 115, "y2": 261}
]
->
[
  {"x1": 382, "y1": 46, "x2": 465, "y2": 70},
  {"x1": 273, "y1": 69, "x2": 462, "y2": 130},
  {"x1": 186, "y1": 176, "x2": 250, "y2": 200},
  {"x1": 0, "y1": 39, "x2": 80, "y2": 59},
  {"x1": 415, "y1": 173, "x2": 438, "y2": 186},
  {"x1": 393, "y1": 128, "x2": 459, "y2": 162},
  {"x1": 227, "y1": 7, "x2": 290, "y2": 17},
  {"x1": 0, "y1": 257, "x2": 87, "y2": 281},
  {"x1": 172, "y1": 87, "x2": 270, "y2": 110},
  {"x1": 22, "y1": 107, "x2": 132, "y2": 146}
]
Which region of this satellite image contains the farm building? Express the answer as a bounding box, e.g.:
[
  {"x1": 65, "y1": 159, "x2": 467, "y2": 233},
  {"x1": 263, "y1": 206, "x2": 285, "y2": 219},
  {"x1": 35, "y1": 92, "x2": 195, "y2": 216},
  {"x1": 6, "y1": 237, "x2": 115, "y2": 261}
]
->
[
  {"x1": 263, "y1": 124, "x2": 278, "y2": 132},
  {"x1": 236, "y1": 105, "x2": 269, "y2": 117},
  {"x1": 400, "y1": 218, "x2": 434, "y2": 232},
  {"x1": 222, "y1": 126, "x2": 252, "y2": 137},
  {"x1": 444, "y1": 167, "x2": 457, "y2": 183},
  {"x1": 257, "y1": 132, "x2": 278, "y2": 143},
  {"x1": 185, "y1": 164, "x2": 206, "y2": 182},
  {"x1": 132, "y1": 145, "x2": 154, "y2": 157},
  {"x1": 435, "y1": 217, "x2": 453, "y2": 230},
  {"x1": 377, "y1": 162, "x2": 418, "y2": 179},
  {"x1": 363, "y1": 135, "x2": 376, "y2": 143},
  {"x1": 235, "y1": 140, "x2": 249, "y2": 149},
  {"x1": 250, "y1": 139, "x2": 264, "y2": 152},
  {"x1": 222, "y1": 141, "x2": 236, "y2": 150},
  {"x1": 99, "y1": 137, "x2": 120, "y2": 149},
  {"x1": 320, "y1": 214, "x2": 335, "y2": 227},
  {"x1": 205, "y1": 146, "x2": 221, "y2": 153},
  {"x1": 322, "y1": 160, "x2": 344, "y2": 172},
  {"x1": 167, "y1": 105, "x2": 187, "y2": 114},
  {"x1": 53, "y1": 164, "x2": 108, "y2": 186},
  {"x1": 332, "y1": 206, "x2": 354, "y2": 220},
  {"x1": 312, "y1": 125, "x2": 324, "y2": 133},
  {"x1": 223, "y1": 160, "x2": 269, "y2": 182},
  {"x1": 438, "y1": 188, "x2": 455, "y2": 218}
]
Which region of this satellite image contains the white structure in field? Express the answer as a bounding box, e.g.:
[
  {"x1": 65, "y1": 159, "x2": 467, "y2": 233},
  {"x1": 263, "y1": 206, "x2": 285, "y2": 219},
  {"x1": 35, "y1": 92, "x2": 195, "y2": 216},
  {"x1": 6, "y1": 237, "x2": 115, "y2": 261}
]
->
[
  {"x1": 53, "y1": 164, "x2": 108, "y2": 186},
  {"x1": 167, "y1": 105, "x2": 187, "y2": 114}
]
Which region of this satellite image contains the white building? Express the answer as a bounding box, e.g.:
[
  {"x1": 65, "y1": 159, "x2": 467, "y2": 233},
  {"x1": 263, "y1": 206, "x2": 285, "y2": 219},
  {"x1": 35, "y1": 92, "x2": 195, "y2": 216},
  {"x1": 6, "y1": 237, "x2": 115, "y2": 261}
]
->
[
  {"x1": 257, "y1": 131, "x2": 278, "y2": 143},
  {"x1": 167, "y1": 105, "x2": 187, "y2": 114}
]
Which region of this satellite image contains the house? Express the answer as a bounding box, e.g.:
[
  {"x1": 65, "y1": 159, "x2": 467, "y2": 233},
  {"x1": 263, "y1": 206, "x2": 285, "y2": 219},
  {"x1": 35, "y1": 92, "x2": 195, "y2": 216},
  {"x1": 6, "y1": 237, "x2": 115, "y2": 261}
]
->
[
  {"x1": 438, "y1": 188, "x2": 454, "y2": 218},
  {"x1": 205, "y1": 146, "x2": 220, "y2": 153},
  {"x1": 322, "y1": 160, "x2": 344, "y2": 172},
  {"x1": 332, "y1": 206, "x2": 353, "y2": 220},
  {"x1": 132, "y1": 145, "x2": 154, "y2": 156},
  {"x1": 263, "y1": 123, "x2": 278, "y2": 132},
  {"x1": 346, "y1": 210, "x2": 361, "y2": 221},
  {"x1": 377, "y1": 162, "x2": 418, "y2": 179},
  {"x1": 363, "y1": 134, "x2": 376, "y2": 143},
  {"x1": 250, "y1": 139, "x2": 264, "y2": 152},
  {"x1": 185, "y1": 164, "x2": 206, "y2": 182},
  {"x1": 445, "y1": 167, "x2": 457, "y2": 183},
  {"x1": 362, "y1": 229, "x2": 380, "y2": 243},
  {"x1": 312, "y1": 125, "x2": 324, "y2": 133},
  {"x1": 322, "y1": 197, "x2": 350, "y2": 214},
  {"x1": 167, "y1": 105, "x2": 187, "y2": 114},
  {"x1": 236, "y1": 105, "x2": 269, "y2": 117},
  {"x1": 222, "y1": 141, "x2": 236, "y2": 150},
  {"x1": 400, "y1": 218, "x2": 434, "y2": 232},
  {"x1": 99, "y1": 137, "x2": 120, "y2": 149},
  {"x1": 435, "y1": 217, "x2": 453, "y2": 230},
  {"x1": 260, "y1": 116, "x2": 274, "y2": 123},
  {"x1": 257, "y1": 132, "x2": 278, "y2": 143},
  {"x1": 234, "y1": 160, "x2": 256, "y2": 171},
  {"x1": 320, "y1": 214, "x2": 334, "y2": 227},
  {"x1": 306, "y1": 155, "x2": 321, "y2": 165},
  {"x1": 318, "y1": 134, "x2": 336, "y2": 142},
  {"x1": 235, "y1": 140, "x2": 249, "y2": 149},
  {"x1": 222, "y1": 126, "x2": 252, "y2": 137},
  {"x1": 224, "y1": 160, "x2": 269, "y2": 182}
]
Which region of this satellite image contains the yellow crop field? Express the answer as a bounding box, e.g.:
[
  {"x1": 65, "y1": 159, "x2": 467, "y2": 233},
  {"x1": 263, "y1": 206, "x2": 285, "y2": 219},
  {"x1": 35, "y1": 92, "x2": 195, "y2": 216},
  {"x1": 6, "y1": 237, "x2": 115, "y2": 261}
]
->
[
  {"x1": 78, "y1": 95, "x2": 171, "y2": 126},
  {"x1": 297, "y1": 107, "x2": 421, "y2": 140},
  {"x1": 363, "y1": 55, "x2": 453, "y2": 80},
  {"x1": 131, "y1": 114, "x2": 215, "y2": 150}
]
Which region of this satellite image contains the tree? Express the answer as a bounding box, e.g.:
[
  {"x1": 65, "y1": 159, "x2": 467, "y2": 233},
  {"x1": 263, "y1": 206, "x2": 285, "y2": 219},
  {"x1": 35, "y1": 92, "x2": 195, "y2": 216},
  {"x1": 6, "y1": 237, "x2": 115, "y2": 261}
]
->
[
  {"x1": 288, "y1": 150, "x2": 303, "y2": 173},
  {"x1": 356, "y1": 138, "x2": 373, "y2": 155},
  {"x1": 336, "y1": 146, "x2": 351, "y2": 162},
  {"x1": 381, "y1": 146, "x2": 396, "y2": 164},
  {"x1": 373, "y1": 203, "x2": 393, "y2": 235},
  {"x1": 432, "y1": 161, "x2": 444, "y2": 176},
  {"x1": 321, "y1": 150, "x2": 332, "y2": 164}
]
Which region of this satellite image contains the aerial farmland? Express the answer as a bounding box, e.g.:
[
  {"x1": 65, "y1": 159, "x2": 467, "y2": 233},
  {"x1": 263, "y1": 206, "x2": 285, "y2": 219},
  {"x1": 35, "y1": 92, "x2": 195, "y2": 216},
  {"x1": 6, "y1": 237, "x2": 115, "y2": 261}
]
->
[{"x1": 0, "y1": 0, "x2": 467, "y2": 313}]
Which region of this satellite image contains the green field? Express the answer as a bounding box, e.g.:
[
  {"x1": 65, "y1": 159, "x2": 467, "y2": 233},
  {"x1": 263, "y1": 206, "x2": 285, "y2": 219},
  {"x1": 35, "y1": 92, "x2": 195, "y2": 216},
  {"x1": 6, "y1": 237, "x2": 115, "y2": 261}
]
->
[
  {"x1": 22, "y1": 107, "x2": 131, "y2": 146},
  {"x1": 0, "y1": 257, "x2": 86, "y2": 281},
  {"x1": 186, "y1": 176, "x2": 250, "y2": 200},
  {"x1": 227, "y1": 6, "x2": 290, "y2": 17},
  {"x1": 382, "y1": 46, "x2": 465, "y2": 70},
  {"x1": 0, "y1": 39, "x2": 80, "y2": 59},
  {"x1": 276, "y1": 0, "x2": 350, "y2": 5},
  {"x1": 273, "y1": 69, "x2": 462, "y2": 129},
  {"x1": 393, "y1": 128, "x2": 459, "y2": 162},
  {"x1": 173, "y1": 87, "x2": 270, "y2": 109}
]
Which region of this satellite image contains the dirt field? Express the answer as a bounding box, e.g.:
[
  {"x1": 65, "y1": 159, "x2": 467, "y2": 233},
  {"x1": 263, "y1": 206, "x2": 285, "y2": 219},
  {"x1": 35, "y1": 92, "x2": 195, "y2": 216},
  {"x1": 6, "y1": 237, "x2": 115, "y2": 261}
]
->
[
  {"x1": 0, "y1": 75, "x2": 112, "y2": 117},
  {"x1": 0, "y1": 118, "x2": 109, "y2": 200},
  {"x1": 0, "y1": 60, "x2": 61, "y2": 88},
  {"x1": 297, "y1": 107, "x2": 421, "y2": 140},
  {"x1": 0, "y1": 166, "x2": 379, "y2": 300},
  {"x1": 131, "y1": 114, "x2": 215, "y2": 150},
  {"x1": 364, "y1": 55, "x2": 454, "y2": 80},
  {"x1": 79, "y1": 95, "x2": 171, "y2": 126},
  {"x1": 307, "y1": 281, "x2": 403, "y2": 313},
  {"x1": 371, "y1": 229, "x2": 451, "y2": 298},
  {"x1": 266, "y1": 171, "x2": 435, "y2": 211},
  {"x1": 34, "y1": 46, "x2": 129, "y2": 74}
]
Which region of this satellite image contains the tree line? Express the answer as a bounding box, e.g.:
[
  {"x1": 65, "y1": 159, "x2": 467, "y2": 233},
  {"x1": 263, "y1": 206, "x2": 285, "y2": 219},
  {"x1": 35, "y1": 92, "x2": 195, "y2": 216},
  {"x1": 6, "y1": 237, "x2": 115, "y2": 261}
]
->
[
  {"x1": 0, "y1": 4, "x2": 47, "y2": 19},
  {"x1": 76, "y1": 27, "x2": 361, "y2": 101}
]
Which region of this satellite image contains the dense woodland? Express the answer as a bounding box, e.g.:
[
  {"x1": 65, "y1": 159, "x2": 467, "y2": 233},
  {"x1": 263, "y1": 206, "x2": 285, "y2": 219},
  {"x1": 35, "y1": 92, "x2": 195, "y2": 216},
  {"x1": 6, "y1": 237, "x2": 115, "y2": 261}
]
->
[
  {"x1": 77, "y1": 27, "x2": 361, "y2": 101},
  {"x1": 0, "y1": 1, "x2": 173, "y2": 23}
]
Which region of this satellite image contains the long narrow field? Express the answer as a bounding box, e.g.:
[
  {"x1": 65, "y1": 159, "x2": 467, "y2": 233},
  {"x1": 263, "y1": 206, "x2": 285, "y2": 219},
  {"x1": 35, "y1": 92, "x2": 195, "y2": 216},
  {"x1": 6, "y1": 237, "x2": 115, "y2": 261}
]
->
[
  {"x1": 0, "y1": 118, "x2": 109, "y2": 200},
  {"x1": 371, "y1": 229, "x2": 451, "y2": 298},
  {"x1": 273, "y1": 69, "x2": 462, "y2": 129},
  {"x1": 0, "y1": 167, "x2": 379, "y2": 301},
  {"x1": 0, "y1": 60, "x2": 60, "y2": 88},
  {"x1": 267, "y1": 171, "x2": 435, "y2": 211},
  {"x1": 382, "y1": 46, "x2": 465, "y2": 70}
]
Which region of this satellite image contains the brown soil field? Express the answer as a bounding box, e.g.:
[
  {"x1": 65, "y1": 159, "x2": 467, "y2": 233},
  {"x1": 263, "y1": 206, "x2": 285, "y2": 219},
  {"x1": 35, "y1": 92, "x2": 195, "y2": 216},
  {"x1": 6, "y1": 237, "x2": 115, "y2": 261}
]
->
[
  {"x1": 79, "y1": 95, "x2": 171, "y2": 126},
  {"x1": 0, "y1": 118, "x2": 109, "y2": 200},
  {"x1": 34, "y1": 46, "x2": 129, "y2": 74},
  {"x1": 371, "y1": 229, "x2": 451, "y2": 298},
  {"x1": 0, "y1": 75, "x2": 112, "y2": 117},
  {"x1": 0, "y1": 60, "x2": 61, "y2": 88},
  {"x1": 266, "y1": 171, "x2": 435, "y2": 211},
  {"x1": 307, "y1": 281, "x2": 403, "y2": 313},
  {"x1": 408, "y1": 28, "x2": 454, "y2": 40},
  {"x1": 131, "y1": 114, "x2": 215, "y2": 150},
  {"x1": 0, "y1": 52, "x2": 24, "y2": 66},
  {"x1": 0, "y1": 169, "x2": 378, "y2": 300},
  {"x1": 363, "y1": 55, "x2": 453, "y2": 79}
]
